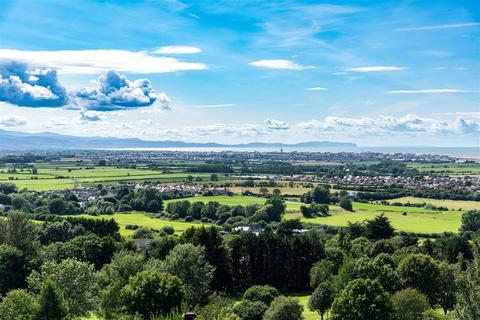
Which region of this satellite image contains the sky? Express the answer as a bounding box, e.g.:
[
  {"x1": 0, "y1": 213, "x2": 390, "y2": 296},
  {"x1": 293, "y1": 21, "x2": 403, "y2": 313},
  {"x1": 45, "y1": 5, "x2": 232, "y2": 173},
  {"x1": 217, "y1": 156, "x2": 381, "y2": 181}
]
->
[{"x1": 0, "y1": 0, "x2": 479, "y2": 147}]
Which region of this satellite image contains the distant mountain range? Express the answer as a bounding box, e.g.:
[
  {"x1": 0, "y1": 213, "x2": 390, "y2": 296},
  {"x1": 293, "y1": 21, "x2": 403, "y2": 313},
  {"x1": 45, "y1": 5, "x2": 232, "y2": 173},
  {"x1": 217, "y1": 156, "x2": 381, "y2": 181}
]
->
[{"x1": 0, "y1": 129, "x2": 357, "y2": 150}]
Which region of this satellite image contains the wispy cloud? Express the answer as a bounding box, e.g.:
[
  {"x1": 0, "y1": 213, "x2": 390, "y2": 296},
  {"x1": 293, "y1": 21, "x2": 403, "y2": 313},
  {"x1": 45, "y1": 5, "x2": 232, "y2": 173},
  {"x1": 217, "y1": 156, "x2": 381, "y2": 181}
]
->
[
  {"x1": 249, "y1": 59, "x2": 314, "y2": 70},
  {"x1": 396, "y1": 22, "x2": 480, "y2": 32},
  {"x1": 434, "y1": 67, "x2": 465, "y2": 71},
  {"x1": 306, "y1": 87, "x2": 328, "y2": 91},
  {"x1": 153, "y1": 46, "x2": 202, "y2": 54},
  {"x1": 346, "y1": 66, "x2": 405, "y2": 72},
  {"x1": 195, "y1": 103, "x2": 235, "y2": 108},
  {"x1": 0, "y1": 115, "x2": 27, "y2": 127},
  {"x1": 387, "y1": 89, "x2": 471, "y2": 94},
  {"x1": 0, "y1": 49, "x2": 207, "y2": 74}
]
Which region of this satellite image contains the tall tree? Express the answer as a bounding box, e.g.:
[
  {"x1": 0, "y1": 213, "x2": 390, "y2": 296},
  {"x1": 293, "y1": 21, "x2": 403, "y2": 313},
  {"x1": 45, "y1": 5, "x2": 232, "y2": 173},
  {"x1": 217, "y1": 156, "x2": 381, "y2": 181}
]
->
[
  {"x1": 308, "y1": 281, "x2": 333, "y2": 320},
  {"x1": 453, "y1": 233, "x2": 480, "y2": 320},
  {"x1": 35, "y1": 278, "x2": 68, "y2": 320},
  {"x1": 365, "y1": 214, "x2": 395, "y2": 240}
]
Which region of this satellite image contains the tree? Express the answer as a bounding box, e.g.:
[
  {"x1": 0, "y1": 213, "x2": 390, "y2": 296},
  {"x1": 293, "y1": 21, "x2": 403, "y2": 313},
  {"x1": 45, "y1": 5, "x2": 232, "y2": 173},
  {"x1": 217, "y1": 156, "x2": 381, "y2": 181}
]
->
[
  {"x1": 453, "y1": 233, "x2": 480, "y2": 320},
  {"x1": 232, "y1": 300, "x2": 267, "y2": 320},
  {"x1": 398, "y1": 254, "x2": 440, "y2": 304},
  {"x1": 391, "y1": 288, "x2": 429, "y2": 320},
  {"x1": 35, "y1": 278, "x2": 68, "y2": 320},
  {"x1": 48, "y1": 198, "x2": 67, "y2": 215},
  {"x1": 264, "y1": 196, "x2": 286, "y2": 222},
  {"x1": 0, "y1": 244, "x2": 28, "y2": 295},
  {"x1": 365, "y1": 214, "x2": 395, "y2": 240},
  {"x1": 277, "y1": 219, "x2": 303, "y2": 236},
  {"x1": 157, "y1": 243, "x2": 214, "y2": 305},
  {"x1": 243, "y1": 285, "x2": 279, "y2": 305},
  {"x1": 308, "y1": 282, "x2": 333, "y2": 320},
  {"x1": 309, "y1": 260, "x2": 335, "y2": 288},
  {"x1": 263, "y1": 296, "x2": 303, "y2": 320},
  {"x1": 210, "y1": 173, "x2": 219, "y2": 181},
  {"x1": 460, "y1": 210, "x2": 480, "y2": 234},
  {"x1": 180, "y1": 226, "x2": 233, "y2": 292},
  {"x1": 0, "y1": 211, "x2": 38, "y2": 253},
  {"x1": 0, "y1": 289, "x2": 37, "y2": 320},
  {"x1": 330, "y1": 278, "x2": 393, "y2": 320},
  {"x1": 119, "y1": 270, "x2": 184, "y2": 318},
  {"x1": 28, "y1": 259, "x2": 98, "y2": 318},
  {"x1": 339, "y1": 196, "x2": 353, "y2": 211},
  {"x1": 98, "y1": 250, "x2": 145, "y2": 286},
  {"x1": 438, "y1": 262, "x2": 456, "y2": 315}
]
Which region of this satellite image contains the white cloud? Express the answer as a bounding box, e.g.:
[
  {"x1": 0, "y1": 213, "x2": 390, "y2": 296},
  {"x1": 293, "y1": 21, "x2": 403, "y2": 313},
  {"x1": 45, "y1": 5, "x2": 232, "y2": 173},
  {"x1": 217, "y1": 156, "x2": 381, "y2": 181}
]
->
[
  {"x1": 346, "y1": 66, "x2": 405, "y2": 72},
  {"x1": 0, "y1": 49, "x2": 207, "y2": 74},
  {"x1": 306, "y1": 87, "x2": 328, "y2": 91},
  {"x1": 265, "y1": 119, "x2": 289, "y2": 130},
  {"x1": 0, "y1": 62, "x2": 67, "y2": 107},
  {"x1": 153, "y1": 46, "x2": 202, "y2": 54},
  {"x1": 387, "y1": 89, "x2": 470, "y2": 94},
  {"x1": 296, "y1": 114, "x2": 480, "y2": 136},
  {"x1": 249, "y1": 59, "x2": 314, "y2": 70},
  {"x1": 79, "y1": 111, "x2": 105, "y2": 122},
  {"x1": 434, "y1": 67, "x2": 465, "y2": 71},
  {"x1": 396, "y1": 22, "x2": 480, "y2": 32},
  {"x1": 75, "y1": 71, "x2": 171, "y2": 111},
  {"x1": 195, "y1": 103, "x2": 235, "y2": 108},
  {"x1": 0, "y1": 115, "x2": 27, "y2": 127}
]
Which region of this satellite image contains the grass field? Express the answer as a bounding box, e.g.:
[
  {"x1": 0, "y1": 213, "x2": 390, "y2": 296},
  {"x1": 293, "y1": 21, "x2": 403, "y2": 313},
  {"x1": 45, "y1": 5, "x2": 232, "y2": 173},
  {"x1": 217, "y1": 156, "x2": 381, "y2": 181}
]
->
[
  {"x1": 75, "y1": 212, "x2": 208, "y2": 236},
  {"x1": 285, "y1": 201, "x2": 463, "y2": 234},
  {"x1": 388, "y1": 196, "x2": 479, "y2": 211},
  {"x1": 165, "y1": 195, "x2": 305, "y2": 213},
  {"x1": 408, "y1": 162, "x2": 480, "y2": 177},
  {"x1": 0, "y1": 166, "x2": 210, "y2": 191}
]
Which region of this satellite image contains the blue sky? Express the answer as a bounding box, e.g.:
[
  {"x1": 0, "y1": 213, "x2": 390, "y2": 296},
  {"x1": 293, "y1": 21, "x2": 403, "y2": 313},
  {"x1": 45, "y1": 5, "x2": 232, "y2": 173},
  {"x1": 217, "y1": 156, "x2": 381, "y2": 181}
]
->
[{"x1": 0, "y1": 0, "x2": 478, "y2": 146}]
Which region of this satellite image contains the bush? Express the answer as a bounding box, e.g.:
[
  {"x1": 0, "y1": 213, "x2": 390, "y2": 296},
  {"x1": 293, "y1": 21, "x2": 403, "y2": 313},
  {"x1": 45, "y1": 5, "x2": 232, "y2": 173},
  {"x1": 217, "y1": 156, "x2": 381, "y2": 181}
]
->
[
  {"x1": 162, "y1": 226, "x2": 175, "y2": 235},
  {"x1": 392, "y1": 288, "x2": 429, "y2": 320},
  {"x1": 263, "y1": 296, "x2": 303, "y2": 320},
  {"x1": 243, "y1": 285, "x2": 279, "y2": 305},
  {"x1": 232, "y1": 300, "x2": 267, "y2": 320}
]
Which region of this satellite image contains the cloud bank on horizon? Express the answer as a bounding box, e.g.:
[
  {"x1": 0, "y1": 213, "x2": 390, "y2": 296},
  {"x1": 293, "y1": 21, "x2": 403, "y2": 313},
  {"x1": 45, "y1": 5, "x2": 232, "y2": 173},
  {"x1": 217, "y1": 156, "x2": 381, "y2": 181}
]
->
[{"x1": 0, "y1": 0, "x2": 478, "y2": 146}]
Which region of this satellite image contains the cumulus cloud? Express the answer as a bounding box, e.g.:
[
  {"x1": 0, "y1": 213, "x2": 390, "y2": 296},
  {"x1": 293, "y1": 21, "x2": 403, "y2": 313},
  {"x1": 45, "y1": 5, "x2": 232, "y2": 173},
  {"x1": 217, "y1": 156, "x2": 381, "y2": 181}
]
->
[
  {"x1": 75, "y1": 71, "x2": 171, "y2": 111},
  {"x1": 0, "y1": 62, "x2": 68, "y2": 107},
  {"x1": 0, "y1": 115, "x2": 27, "y2": 127},
  {"x1": 249, "y1": 59, "x2": 313, "y2": 70},
  {"x1": 386, "y1": 89, "x2": 470, "y2": 94},
  {"x1": 153, "y1": 46, "x2": 202, "y2": 54},
  {"x1": 0, "y1": 49, "x2": 207, "y2": 74},
  {"x1": 79, "y1": 111, "x2": 105, "y2": 122},
  {"x1": 265, "y1": 119, "x2": 289, "y2": 130},
  {"x1": 346, "y1": 66, "x2": 404, "y2": 72}
]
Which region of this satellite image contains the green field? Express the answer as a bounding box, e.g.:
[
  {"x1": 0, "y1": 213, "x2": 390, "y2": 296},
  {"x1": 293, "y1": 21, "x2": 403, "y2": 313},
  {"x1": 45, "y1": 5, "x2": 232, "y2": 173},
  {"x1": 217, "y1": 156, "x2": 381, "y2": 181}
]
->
[
  {"x1": 0, "y1": 166, "x2": 210, "y2": 191},
  {"x1": 408, "y1": 162, "x2": 480, "y2": 177},
  {"x1": 388, "y1": 196, "x2": 479, "y2": 211},
  {"x1": 76, "y1": 212, "x2": 208, "y2": 236},
  {"x1": 286, "y1": 202, "x2": 463, "y2": 234}
]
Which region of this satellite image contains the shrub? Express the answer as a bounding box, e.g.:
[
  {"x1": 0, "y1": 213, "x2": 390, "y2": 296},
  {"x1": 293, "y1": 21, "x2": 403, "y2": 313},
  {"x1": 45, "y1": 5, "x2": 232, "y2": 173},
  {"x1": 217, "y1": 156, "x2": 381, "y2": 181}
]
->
[{"x1": 243, "y1": 285, "x2": 279, "y2": 305}]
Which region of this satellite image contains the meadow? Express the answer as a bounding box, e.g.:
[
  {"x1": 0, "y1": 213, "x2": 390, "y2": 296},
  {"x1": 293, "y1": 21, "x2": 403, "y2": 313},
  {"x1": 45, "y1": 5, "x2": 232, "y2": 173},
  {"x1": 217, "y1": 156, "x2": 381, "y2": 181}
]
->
[
  {"x1": 388, "y1": 196, "x2": 479, "y2": 211},
  {"x1": 407, "y1": 162, "x2": 480, "y2": 177},
  {"x1": 75, "y1": 212, "x2": 208, "y2": 236},
  {"x1": 0, "y1": 165, "x2": 210, "y2": 191},
  {"x1": 286, "y1": 201, "x2": 463, "y2": 234}
]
